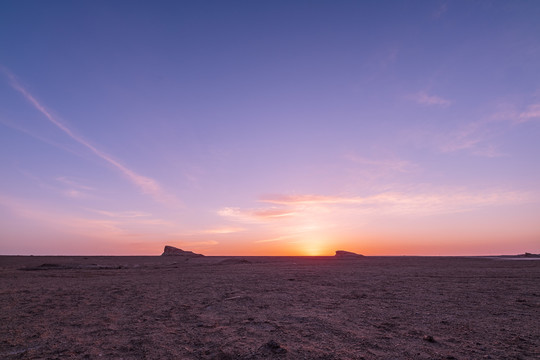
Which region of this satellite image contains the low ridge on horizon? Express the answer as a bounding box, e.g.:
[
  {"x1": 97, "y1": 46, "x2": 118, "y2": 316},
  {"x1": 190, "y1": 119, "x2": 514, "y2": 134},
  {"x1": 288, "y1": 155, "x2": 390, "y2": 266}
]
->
[{"x1": 161, "y1": 245, "x2": 204, "y2": 257}]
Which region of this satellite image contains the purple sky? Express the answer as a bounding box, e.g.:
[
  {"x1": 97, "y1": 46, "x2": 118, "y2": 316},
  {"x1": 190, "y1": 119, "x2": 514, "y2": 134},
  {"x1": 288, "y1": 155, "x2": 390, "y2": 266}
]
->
[{"x1": 1, "y1": 1, "x2": 539, "y2": 255}]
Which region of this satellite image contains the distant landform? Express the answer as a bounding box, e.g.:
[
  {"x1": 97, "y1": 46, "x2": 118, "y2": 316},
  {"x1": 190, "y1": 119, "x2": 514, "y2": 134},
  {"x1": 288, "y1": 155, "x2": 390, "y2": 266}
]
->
[
  {"x1": 334, "y1": 250, "x2": 364, "y2": 258},
  {"x1": 160, "y1": 246, "x2": 366, "y2": 258},
  {"x1": 496, "y1": 252, "x2": 540, "y2": 258},
  {"x1": 161, "y1": 245, "x2": 204, "y2": 257},
  {"x1": 158, "y1": 246, "x2": 537, "y2": 259}
]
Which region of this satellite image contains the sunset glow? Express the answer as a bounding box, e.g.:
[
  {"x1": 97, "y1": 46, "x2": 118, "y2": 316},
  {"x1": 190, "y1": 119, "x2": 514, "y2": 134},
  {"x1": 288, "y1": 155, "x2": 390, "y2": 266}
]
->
[{"x1": 1, "y1": 1, "x2": 539, "y2": 256}]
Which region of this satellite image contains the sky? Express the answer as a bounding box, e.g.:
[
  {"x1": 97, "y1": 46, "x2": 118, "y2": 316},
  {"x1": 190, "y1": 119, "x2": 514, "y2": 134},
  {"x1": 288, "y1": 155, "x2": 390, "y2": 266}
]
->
[{"x1": 1, "y1": 1, "x2": 539, "y2": 256}]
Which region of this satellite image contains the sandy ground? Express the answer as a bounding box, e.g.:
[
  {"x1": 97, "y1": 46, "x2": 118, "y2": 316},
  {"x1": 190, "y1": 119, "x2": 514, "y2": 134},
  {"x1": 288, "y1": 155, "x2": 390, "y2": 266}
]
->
[{"x1": 0, "y1": 255, "x2": 538, "y2": 359}]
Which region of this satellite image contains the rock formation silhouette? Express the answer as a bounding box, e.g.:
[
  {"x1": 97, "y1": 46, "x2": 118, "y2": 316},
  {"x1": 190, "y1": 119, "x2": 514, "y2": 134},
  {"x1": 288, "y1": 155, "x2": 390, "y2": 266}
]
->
[
  {"x1": 335, "y1": 250, "x2": 364, "y2": 258},
  {"x1": 161, "y1": 245, "x2": 204, "y2": 257}
]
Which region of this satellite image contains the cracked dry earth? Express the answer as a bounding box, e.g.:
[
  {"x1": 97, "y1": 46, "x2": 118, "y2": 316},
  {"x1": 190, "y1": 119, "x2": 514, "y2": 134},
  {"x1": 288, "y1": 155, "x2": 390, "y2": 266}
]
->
[{"x1": 0, "y1": 256, "x2": 539, "y2": 359}]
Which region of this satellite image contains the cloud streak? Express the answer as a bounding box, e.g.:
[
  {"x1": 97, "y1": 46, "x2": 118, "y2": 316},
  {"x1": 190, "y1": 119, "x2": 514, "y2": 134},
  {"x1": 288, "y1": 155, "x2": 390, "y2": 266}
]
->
[
  {"x1": 201, "y1": 227, "x2": 246, "y2": 234},
  {"x1": 430, "y1": 100, "x2": 540, "y2": 156},
  {"x1": 432, "y1": 3, "x2": 448, "y2": 19},
  {"x1": 438, "y1": 121, "x2": 487, "y2": 153},
  {"x1": 215, "y1": 187, "x2": 535, "y2": 253},
  {"x1": 218, "y1": 207, "x2": 297, "y2": 223},
  {"x1": 346, "y1": 156, "x2": 415, "y2": 172},
  {"x1": 4, "y1": 69, "x2": 174, "y2": 204},
  {"x1": 220, "y1": 188, "x2": 534, "y2": 225},
  {"x1": 261, "y1": 194, "x2": 362, "y2": 205},
  {"x1": 89, "y1": 209, "x2": 153, "y2": 218},
  {"x1": 518, "y1": 104, "x2": 540, "y2": 123},
  {"x1": 410, "y1": 91, "x2": 452, "y2": 107}
]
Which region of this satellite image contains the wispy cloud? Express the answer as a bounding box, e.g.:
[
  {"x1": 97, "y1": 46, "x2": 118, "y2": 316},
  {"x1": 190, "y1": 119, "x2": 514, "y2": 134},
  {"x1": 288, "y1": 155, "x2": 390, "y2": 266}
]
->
[
  {"x1": 201, "y1": 227, "x2": 246, "y2": 234},
  {"x1": 88, "y1": 208, "x2": 174, "y2": 226},
  {"x1": 346, "y1": 154, "x2": 417, "y2": 173},
  {"x1": 487, "y1": 101, "x2": 540, "y2": 124},
  {"x1": 0, "y1": 194, "x2": 177, "y2": 243},
  {"x1": 438, "y1": 121, "x2": 486, "y2": 153},
  {"x1": 410, "y1": 91, "x2": 452, "y2": 107},
  {"x1": 432, "y1": 3, "x2": 448, "y2": 19},
  {"x1": 261, "y1": 194, "x2": 361, "y2": 205},
  {"x1": 56, "y1": 177, "x2": 95, "y2": 191},
  {"x1": 55, "y1": 176, "x2": 96, "y2": 199},
  {"x1": 0, "y1": 194, "x2": 125, "y2": 237},
  {"x1": 62, "y1": 189, "x2": 89, "y2": 199},
  {"x1": 0, "y1": 117, "x2": 86, "y2": 158},
  {"x1": 221, "y1": 188, "x2": 533, "y2": 224},
  {"x1": 14, "y1": 170, "x2": 97, "y2": 200},
  {"x1": 181, "y1": 240, "x2": 219, "y2": 246},
  {"x1": 3, "y1": 69, "x2": 175, "y2": 204},
  {"x1": 89, "y1": 209, "x2": 153, "y2": 218},
  {"x1": 433, "y1": 100, "x2": 540, "y2": 156},
  {"x1": 254, "y1": 235, "x2": 296, "y2": 243},
  {"x1": 218, "y1": 207, "x2": 296, "y2": 223},
  {"x1": 518, "y1": 104, "x2": 540, "y2": 123},
  {"x1": 356, "y1": 189, "x2": 531, "y2": 215},
  {"x1": 214, "y1": 187, "x2": 535, "y2": 252},
  {"x1": 471, "y1": 145, "x2": 506, "y2": 158},
  {"x1": 379, "y1": 47, "x2": 399, "y2": 69}
]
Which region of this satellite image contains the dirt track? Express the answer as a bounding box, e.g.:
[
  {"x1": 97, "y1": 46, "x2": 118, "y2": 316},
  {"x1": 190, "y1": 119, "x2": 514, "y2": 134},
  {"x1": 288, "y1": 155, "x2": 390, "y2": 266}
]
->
[{"x1": 1, "y1": 256, "x2": 539, "y2": 359}]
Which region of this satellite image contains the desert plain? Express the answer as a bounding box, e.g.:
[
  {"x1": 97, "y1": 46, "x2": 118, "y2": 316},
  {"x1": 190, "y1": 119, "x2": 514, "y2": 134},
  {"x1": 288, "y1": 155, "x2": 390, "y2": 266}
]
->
[{"x1": 0, "y1": 255, "x2": 539, "y2": 359}]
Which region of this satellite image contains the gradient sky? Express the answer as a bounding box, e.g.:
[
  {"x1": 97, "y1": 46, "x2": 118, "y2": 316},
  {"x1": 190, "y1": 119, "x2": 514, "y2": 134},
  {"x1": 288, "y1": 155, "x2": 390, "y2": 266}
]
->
[{"x1": 1, "y1": 1, "x2": 539, "y2": 256}]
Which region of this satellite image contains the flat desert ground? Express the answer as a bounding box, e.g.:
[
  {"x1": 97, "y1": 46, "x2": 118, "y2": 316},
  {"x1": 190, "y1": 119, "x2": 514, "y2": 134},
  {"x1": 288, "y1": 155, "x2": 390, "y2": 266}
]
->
[{"x1": 1, "y1": 256, "x2": 539, "y2": 359}]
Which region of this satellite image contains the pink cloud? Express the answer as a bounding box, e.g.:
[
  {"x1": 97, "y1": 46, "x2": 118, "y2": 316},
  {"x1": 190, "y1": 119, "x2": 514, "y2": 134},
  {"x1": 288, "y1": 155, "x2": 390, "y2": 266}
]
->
[
  {"x1": 345, "y1": 155, "x2": 417, "y2": 173},
  {"x1": 518, "y1": 104, "x2": 540, "y2": 123},
  {"x1": 89, "y1": 210, "x2": 152, "y2": 218},
  {"x1": 235, "y1": 188, "x2": 535, "y2": 220},
  {"x1": 218, "y1": 207, "x2": 296, "y2": 223},
  {"x1": 201, "y1": 227, "x2": 246, "y2": 234},
  {"x1": 410, "y1": 91, "x2": 452, "y2": 107},
  {"x1": 260, "y1": 194, "x2": 355, "y2": 205}
]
